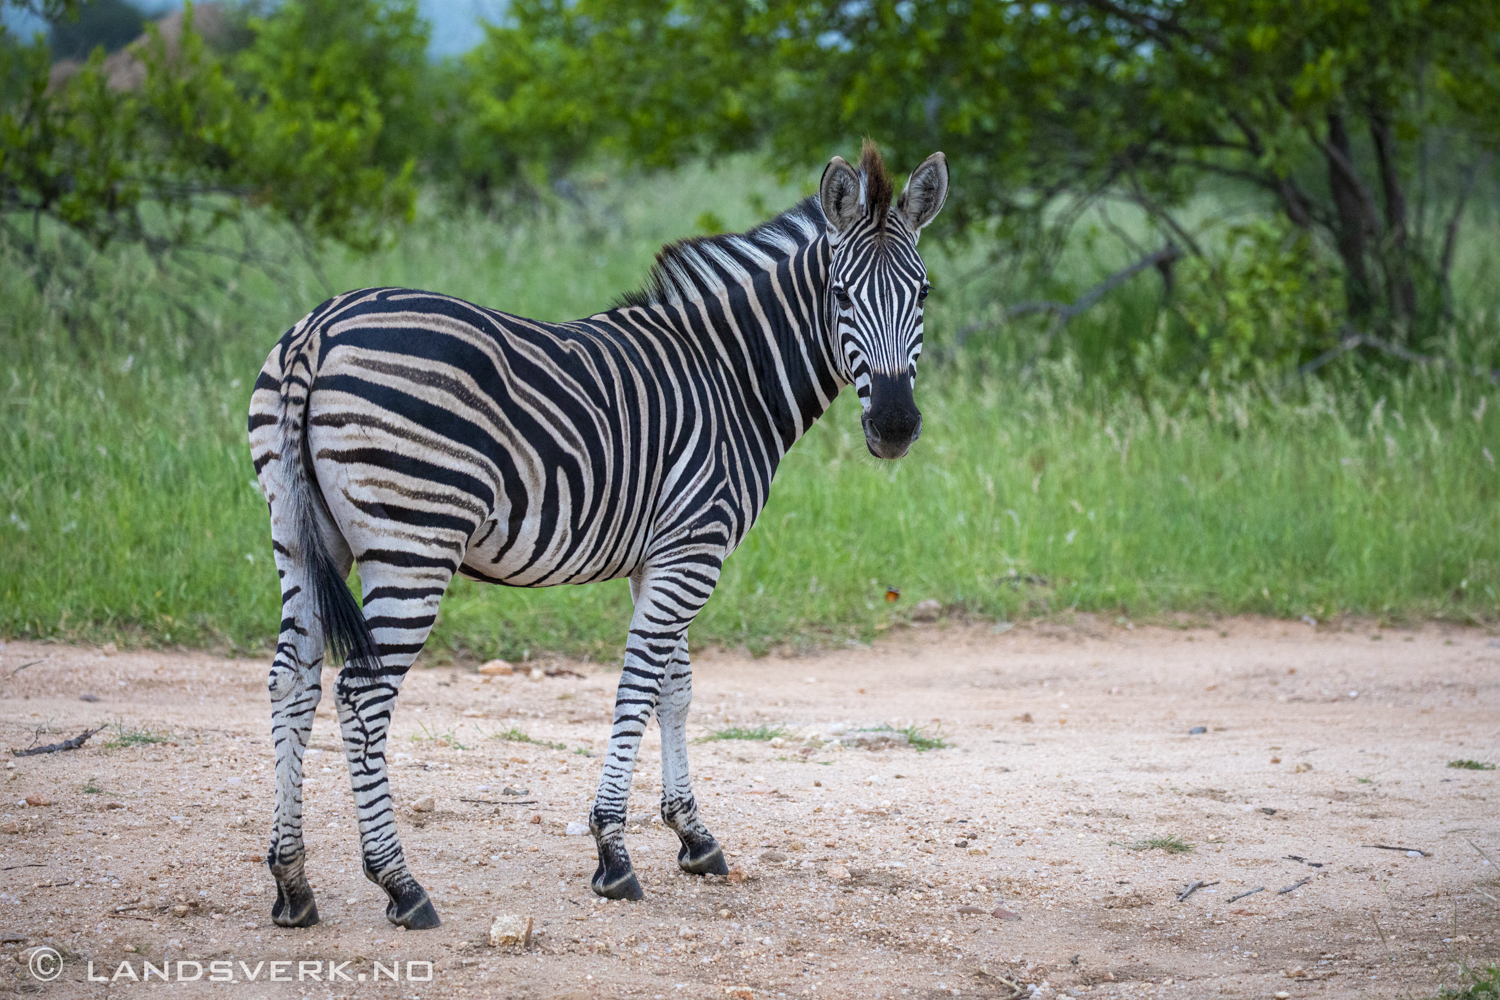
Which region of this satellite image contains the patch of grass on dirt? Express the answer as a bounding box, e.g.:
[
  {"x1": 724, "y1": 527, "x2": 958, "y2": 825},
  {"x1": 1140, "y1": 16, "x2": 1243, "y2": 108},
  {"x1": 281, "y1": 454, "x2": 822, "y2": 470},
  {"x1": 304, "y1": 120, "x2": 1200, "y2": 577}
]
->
[
  {"x1": 104, "y1": 724, "x2": 168, "y2": 749},
  {"x1": 1115, "y1": 834, "x2": 1196, "y2": 854},
  {"x1": 82, "y1": 777, "x2": 102, "y2": 794},
  {"x1": 410, "y1": 722, "x2": 471, "y2": 751},
  {"x1": 1448, "y1": 760, "x2": 1496, "y2": 770},
  {"x1": 856, "y1": 723, "x2": 950, "y2": 751},
  {"x1": 697, "y1": 724, "x2": 786, "y2": 743},
  {"x1": 490, "y1": 727, "x2": 567, "y2": 751},
  {"x1": 1438, "y1": 964, "x2": 1500, "y2": 998}
]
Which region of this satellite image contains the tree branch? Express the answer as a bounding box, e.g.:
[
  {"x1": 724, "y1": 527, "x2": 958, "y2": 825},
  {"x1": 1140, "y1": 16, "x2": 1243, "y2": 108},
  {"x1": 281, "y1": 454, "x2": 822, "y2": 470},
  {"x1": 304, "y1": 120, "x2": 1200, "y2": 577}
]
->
[
  {"x1": 945, "y1": 244, "x2": 1182, "y2": 357},
  {"x1": 1297, "y1": 326, "x2": 1500, "y2": 382}
]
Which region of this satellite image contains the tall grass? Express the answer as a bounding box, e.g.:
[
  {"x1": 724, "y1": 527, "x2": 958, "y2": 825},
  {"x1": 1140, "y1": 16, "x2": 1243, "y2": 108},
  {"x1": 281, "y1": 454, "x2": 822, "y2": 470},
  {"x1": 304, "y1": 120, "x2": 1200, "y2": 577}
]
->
[{"x1": 2, "y1": 161, "x2": 1497, "y2": 660}]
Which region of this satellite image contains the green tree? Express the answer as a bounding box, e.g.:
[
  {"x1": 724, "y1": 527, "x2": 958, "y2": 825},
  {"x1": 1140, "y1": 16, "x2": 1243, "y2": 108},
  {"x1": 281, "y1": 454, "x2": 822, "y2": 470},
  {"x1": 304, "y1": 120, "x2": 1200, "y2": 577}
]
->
[
  {"x1": 0, "y1": 0, "x2": 427, "y2": 290},
  {"x1": 461, "y1": 0, "x2": 1500, "y2": 349}
]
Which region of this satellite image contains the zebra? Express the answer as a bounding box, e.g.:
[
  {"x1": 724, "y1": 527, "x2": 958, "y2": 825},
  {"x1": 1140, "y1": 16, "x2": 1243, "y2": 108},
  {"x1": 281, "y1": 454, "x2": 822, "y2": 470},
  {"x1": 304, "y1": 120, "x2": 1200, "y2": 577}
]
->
[{"x1": 247, "y1": 142, "x2": 948, "y2": 929}]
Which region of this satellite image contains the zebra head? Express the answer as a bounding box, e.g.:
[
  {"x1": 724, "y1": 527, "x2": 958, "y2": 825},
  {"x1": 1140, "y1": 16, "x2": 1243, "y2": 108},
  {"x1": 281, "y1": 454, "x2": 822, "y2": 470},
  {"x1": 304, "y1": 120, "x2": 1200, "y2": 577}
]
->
[{"x1": 819, "y1": 143, "x2": 949, "y2": 460}]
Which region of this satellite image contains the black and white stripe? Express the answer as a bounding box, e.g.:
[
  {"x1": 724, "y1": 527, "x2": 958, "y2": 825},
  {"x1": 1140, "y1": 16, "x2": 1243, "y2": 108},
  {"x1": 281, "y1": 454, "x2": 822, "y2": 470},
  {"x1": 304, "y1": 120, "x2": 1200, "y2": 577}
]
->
[{"x1": 247, "y1": 145, "x2": 949, "y2": 926}]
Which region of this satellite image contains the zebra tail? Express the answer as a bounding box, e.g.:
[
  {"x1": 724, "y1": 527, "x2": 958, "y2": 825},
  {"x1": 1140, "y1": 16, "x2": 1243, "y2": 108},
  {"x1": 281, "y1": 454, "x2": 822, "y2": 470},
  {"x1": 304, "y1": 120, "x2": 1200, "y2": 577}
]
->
[{"x1": 287, "y1": 375, "x2": 381, "y2": 675}]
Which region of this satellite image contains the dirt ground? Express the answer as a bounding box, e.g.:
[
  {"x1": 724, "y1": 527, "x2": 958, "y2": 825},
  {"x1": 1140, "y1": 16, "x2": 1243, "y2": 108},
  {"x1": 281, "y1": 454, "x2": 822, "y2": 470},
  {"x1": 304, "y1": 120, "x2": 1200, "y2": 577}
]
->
[{"x1": 1, "y1": 617, "x2": 1498, "y2": 1000}]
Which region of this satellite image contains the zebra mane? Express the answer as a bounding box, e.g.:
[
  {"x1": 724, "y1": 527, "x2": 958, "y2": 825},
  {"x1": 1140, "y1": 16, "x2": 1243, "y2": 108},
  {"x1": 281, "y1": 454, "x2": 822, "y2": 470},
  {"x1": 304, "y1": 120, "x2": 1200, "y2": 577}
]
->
[{"x1": 617, "y1": 197, "x2": 827, "y2": 309}]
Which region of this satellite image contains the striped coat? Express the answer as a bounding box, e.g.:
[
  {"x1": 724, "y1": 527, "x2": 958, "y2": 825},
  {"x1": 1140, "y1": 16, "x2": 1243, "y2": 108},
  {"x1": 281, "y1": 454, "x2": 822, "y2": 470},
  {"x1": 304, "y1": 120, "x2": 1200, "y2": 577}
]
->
[{"x1": 247, "y1": 144, "x2": 949, "y2": 927}]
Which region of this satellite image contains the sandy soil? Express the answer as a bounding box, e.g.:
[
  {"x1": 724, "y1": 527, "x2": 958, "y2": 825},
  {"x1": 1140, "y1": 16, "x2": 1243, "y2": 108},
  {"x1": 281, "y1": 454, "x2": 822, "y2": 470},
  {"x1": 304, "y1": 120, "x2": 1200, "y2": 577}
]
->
[{"x1": 1, "y1": 617, "x2": 1498, "y2": 1000}]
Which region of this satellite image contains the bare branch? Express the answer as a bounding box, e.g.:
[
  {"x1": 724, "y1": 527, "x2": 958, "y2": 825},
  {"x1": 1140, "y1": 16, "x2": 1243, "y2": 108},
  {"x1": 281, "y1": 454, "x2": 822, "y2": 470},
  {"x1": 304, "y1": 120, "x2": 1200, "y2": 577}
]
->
[
  {"x1": 945, "y1": 244, "x2": 1181, "y2": 359},
  {"x1": 1297, "y1": 326, "x2": 1500, "y2": 382}
]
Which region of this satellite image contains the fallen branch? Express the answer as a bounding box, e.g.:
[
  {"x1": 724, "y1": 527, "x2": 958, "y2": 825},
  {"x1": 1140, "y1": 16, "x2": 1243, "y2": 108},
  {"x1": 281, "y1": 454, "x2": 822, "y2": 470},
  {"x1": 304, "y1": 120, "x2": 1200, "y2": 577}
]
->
[
  {"x1": 1277, "y1": 876, "x2": 1312, "y2": 894},
  {"x1": 1298, "y1": 328, "x2": 1500, "y2": 382},
  {"x1": 11, "y1": 727, "x2": 104, "y2": 757},
  {"x1": 948, "y1": 244, "x2": 1182, "y2": 356},
  {"x1": 2, "y1": 863, "x2": 45, "y2": 871},
  {"x1": 1362, "y1": 843, "x2": 1431, "y2": 857},
  {"x1": 1228, "y1": 887, "x2": 1265, "y2": 903},
  {"x1": 1176, "y1": 879, "x2": 1218, "y2": 902},
  {"x1": 6, "y1": 659, "x2": 45, "y2": 678},
  {"x1": 461, "y1": 798, "x2": 537, "y2": 806}
]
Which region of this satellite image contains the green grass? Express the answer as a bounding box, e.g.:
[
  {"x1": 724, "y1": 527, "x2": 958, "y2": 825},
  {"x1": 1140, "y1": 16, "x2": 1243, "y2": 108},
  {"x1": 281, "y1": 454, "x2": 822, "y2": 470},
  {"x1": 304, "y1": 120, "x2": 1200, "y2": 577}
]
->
[
  {"x1": 490, "y1": 727, "x2": 568, "y2": 751},
  {"x1": 697, "y1": 725, "x2": 787, "y2": 743},
  {"x1": 1114, "y1": 834, "x2": 1196, "y2": 854},
  {"x1": 2, "y1": 159, "x2": 1499, "y2": 661},
  {"x1": 82, "y1": 777, "x2": 102, "y2": 794},
  {"x1": 856, "y1": 723, "x2": 950, "y2": 751},
  {"x1": 1448, "y1": 760, "x2": 1496, "y2": 770},
  {"x1": 103, "y1": 724, "x2": 168, "y2": 749},
  {"x1": 1440, "y1": 965, "x2": 1500, "y2": 998},
  {"x1": 411, "y1": 722, "x2": 471, "y2": 751}
]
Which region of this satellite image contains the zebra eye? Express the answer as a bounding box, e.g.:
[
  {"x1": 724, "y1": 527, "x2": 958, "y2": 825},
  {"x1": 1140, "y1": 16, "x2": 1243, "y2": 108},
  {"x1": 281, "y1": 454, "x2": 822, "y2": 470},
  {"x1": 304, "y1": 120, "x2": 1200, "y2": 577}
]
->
[
  {"x1": 918, "y1": 282, "x2": 932, "y2": 304},
  {"x1": 833, "y1": 286, "x2": 853, "y2": 310}
]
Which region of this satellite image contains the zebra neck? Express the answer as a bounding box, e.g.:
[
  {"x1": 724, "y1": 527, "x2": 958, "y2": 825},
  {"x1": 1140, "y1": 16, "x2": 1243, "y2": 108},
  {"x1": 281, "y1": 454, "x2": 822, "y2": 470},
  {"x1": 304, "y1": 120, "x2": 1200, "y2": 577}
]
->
[{"x1": 730, "y1": 236, "x2": 843, "y2": 459}]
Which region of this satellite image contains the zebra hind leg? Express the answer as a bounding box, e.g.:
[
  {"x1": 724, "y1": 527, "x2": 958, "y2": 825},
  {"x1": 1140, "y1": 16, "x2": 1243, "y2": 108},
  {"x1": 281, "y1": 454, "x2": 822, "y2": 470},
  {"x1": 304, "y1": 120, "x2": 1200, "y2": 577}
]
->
[
  {"x1": 658, "y1": 639, "x2": 728, "y2": 876},
  {"x1": 333, "y1": 560, "x2": 452, "y2": 930},
  {"x1": 265, "y1": 543, "x2": 334, "y2": 928}
]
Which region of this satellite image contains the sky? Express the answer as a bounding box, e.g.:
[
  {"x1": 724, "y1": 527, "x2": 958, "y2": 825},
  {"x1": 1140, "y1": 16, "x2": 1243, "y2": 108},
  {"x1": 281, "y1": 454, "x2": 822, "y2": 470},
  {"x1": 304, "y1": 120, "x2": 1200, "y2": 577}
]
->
[{"x1": 3, "y1": 0, "x2": 510, "y2": 57}]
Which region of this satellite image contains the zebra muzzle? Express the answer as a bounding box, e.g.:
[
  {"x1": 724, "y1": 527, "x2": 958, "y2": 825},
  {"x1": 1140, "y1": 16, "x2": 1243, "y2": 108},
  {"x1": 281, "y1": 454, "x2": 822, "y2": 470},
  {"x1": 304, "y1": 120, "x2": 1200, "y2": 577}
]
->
[{"x1": 863, "y1": 373, "x2": 922, "y2": 460}]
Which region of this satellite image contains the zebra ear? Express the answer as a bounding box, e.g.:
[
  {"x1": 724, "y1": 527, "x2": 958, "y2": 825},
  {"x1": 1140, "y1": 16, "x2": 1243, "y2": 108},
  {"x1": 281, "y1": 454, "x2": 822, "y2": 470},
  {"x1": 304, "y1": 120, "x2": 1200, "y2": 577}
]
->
[
  {"x1": 819, "y1": 156, "x2": 862, "y2": 235},
  {"x1": 897, "y1": 152, "x2": 949, "y2": 233}
]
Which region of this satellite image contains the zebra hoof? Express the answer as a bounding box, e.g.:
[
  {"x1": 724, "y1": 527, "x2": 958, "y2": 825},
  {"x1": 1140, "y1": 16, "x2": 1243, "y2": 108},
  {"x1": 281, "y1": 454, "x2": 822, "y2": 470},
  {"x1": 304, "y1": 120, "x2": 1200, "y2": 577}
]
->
[
  {"x1": 591, "y1": 862, "x2": 644, "y2": 901},
  {"x1": 271, "y1": 880, "x2": 320, "y2": 928},
  {"x1": 384, "y1": 887, "x2": 441, "y2": 930},
  {"x1": 678, "y1": 840, "x2": 729, "y2": 876}
]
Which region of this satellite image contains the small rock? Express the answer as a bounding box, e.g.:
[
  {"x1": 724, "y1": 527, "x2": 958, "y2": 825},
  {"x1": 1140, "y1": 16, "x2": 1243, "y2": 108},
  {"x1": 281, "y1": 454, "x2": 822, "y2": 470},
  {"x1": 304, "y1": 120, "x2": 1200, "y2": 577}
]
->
[
  {"x1": 529, "y1": 667, "x2": 544, "y2": 680},
  {"x1": 23, "y1": 795, "x2": 49, "y2": 807},
  {"x1": 911, "y1": 599, "x2": 942, "y2": 622},
  {"x1": 1260, "y1": 807, "x2": 1277, "y2": 815},
  {"x1": 726, "y1": 988, "x2": 755, "y2": 1000},
  {"x1": 79, "y1": 694, "x2": 100, "y2": 703},
  {"x1": 826, "y1": 865, "x2": 851, "y2": 881},
  {"x1": 565, "y1": 821, "x2": 588, "y2": 836},
  {"x1": 990, "y1": 906, "x2": 1021, "y2": 921},
  {"x1": 759, "y1": 851, "x2": 788, "y2": 863},
  {"x1": 489, "y1": 913, "x2": 533, "y2": 947},
  {"x1": 1406, "y1": 850, "x2": 1424, "y2": 859},
  {"x1": 1284, "y1": 966, "x2": 1307, "y2": 978},
  {"x1": 1294, "y1": 762, "x2": 1313, "y2": 773},
  {"x1": 826, "y1": 723, "x2": 847, "y2": 736},
  {"x1": 411, "y1": 796, "x2": 436, "y2": 813},
  {"x1": 677, "y1": 925, "x2": 697, "y2": 939},
  {"x1": 726, "y1": 868, "x2": 748, "y2": 884},
  {"x1": 1014, "y1": 713, "x2": 1034, "y2": 724},
  {"x1": 956, "y1": 905, "x2": 988, "y2": 915},
  {"x1": 502, "y1": 786, "x2": 530, "y2": 796},
  {"x1": 101, "y1": 643, "x2": 118, "y2": 656},
  {"x1": 171, "y1": 904, "x2": 189, "y2": 917},
  {"x1": 105, "y1": 802, "x2": 125, "y2": 810},
  {"x1": 0, "y1": 820, "x2": 18, "y2": 834},
  {"x1": 238, "y1": 853, "x2": 262, "y2": 862},
  {"x1": 1275, "y1": 993, "x2": 1291, "y2": 999},
  {"x1": 954, "y1": 839, "x2": 969, "y2": 848},
  {"x1": 768, "y1": 737, "x2": 786, "y2": 749},
  {"x1": 1188, "y1": 726, "x2": 1206, "y2": 735},
  {"x1": 967, "y1": 846, "x2": 989, "y2": 856},
  {"x1": 478, "y1": 660, "x2": 514, "y2": 676}
]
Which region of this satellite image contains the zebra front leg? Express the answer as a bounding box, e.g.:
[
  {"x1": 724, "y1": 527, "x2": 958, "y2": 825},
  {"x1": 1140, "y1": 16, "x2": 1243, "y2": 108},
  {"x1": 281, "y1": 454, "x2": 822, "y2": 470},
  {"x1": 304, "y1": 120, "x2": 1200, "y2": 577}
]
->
[
  {"x1": 588, "y1": 638, "x2": 666, "y2": 901},
  {"x1": 658, "y1": 638, "x2": 727, "y2": 876},
  {"x1": 266, "y1": 634, "x2": 325, "y2": 927}
]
